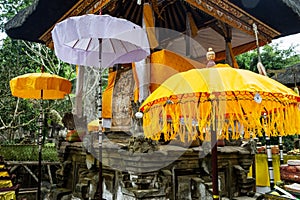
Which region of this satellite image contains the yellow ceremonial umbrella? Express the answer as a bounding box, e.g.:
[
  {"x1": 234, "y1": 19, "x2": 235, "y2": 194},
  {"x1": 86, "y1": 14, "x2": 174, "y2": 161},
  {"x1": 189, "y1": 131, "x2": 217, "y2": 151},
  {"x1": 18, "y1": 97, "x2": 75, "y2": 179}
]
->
[
  {"x1": 9, "y1": 71, "x2": 72, "y2": 200},
  {"x1": 88, "y1": 119, "x2": 101, "y2": 132},
  {"x1": 140, "y1": 64, "x2": 300, "y2": 199},
  {"x1": 141, "y1": 64, "x2": 300, "y2": 141},
  {"x1": 10, "y1": 72, "x2": 72, "y2": 99}
]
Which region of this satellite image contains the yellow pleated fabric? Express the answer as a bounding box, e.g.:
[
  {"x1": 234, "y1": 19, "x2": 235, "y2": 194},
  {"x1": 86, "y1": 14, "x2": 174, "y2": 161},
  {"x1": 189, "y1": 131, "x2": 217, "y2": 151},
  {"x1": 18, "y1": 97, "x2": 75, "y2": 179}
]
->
[
  {"x1": 10, "y1": 73, "x2": 72, "y2": 99},
  {"x1": 87, "y1": 119, "x2": 100, "y2": 132},
  {"x1": 141, "y1": 64, "x2": 300, "y2": 143},
  {"x1": 0, "y1": 180, "x2": 13, "y2": 188},
  {"x1": 143, "y1": 3, "x2": 159, "y2": 49},
  {"x1": 150, "y1": 49, "x2": 205, "y2": 92},
  {"x1": 131, "y1": 63, "x2": 140, "y2": 103},
  {"x1": 102, "y1": 70, "x2": 117, "y2": 118},
  {"x1": 0, "y1": 171, "x2": 9, "y2": 177},
  {"x1": 0, "y1": 191, "x2": 16, "y2": 200}
]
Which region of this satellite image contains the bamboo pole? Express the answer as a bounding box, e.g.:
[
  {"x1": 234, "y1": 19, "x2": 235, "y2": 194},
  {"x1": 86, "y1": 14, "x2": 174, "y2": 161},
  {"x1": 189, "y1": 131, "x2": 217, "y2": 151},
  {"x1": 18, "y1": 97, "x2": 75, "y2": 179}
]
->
[
  {"x1": 211, "y1": 98, "x2": 219, "y2": 200},
  {"x1": 266, "y1": 136, "x2": 275, "y2": 190},
  {"x1": 23, "y1": 165, "x2": 38, "y2": 182},
  {"x1": 98, "y1": 38, "x2": 103, "y2": 199},
  {"x1": 47, "y1": 165, "x2": 53, "y2": 185},
  {"x1": 37, "y1": 94, "x2": 43, "y2": 200}
]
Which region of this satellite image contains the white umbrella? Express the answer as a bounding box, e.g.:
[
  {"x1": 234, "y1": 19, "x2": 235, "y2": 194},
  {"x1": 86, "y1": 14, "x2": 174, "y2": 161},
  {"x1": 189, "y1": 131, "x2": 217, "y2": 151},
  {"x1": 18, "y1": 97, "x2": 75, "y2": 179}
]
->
[
  {"x1": 52, "y1": 14, "x2": 150, "y2": 68},
  {"x1": 51, "y1": 14, "x2": 150, "y2": 199}
]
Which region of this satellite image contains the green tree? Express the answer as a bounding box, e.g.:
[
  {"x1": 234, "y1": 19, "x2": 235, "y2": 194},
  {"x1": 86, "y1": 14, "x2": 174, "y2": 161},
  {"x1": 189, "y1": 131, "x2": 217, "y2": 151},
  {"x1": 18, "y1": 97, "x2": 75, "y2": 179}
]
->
[
  {"x1": 0, "y1": 0, "x2": 76, "y2": 142},
  {"x1": 0, "y1": 0, "x2": 34, "y2": 32},
  {"x1": 0, "y1": 38, "x2": 38, "y2": 138},
  {"x1": 236, "y1": 43, "x2": 300, "y2": 152},
  {"x1": 236, "y1": 43, "x2": 300, "y2": 74},
  {"x1": 0, "y1": 37, "x2": 76, "y2": 141}
]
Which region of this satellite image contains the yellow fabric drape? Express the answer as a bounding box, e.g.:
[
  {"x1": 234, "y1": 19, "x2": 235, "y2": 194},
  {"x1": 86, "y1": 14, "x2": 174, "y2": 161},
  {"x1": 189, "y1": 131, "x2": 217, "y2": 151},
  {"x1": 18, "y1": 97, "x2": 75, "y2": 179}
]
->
[
  {"x1": 131, "y1": 63, "x2": 140, "y2": 103},
  {"x1": 0, "y1": 171, "x2": 9, "y2": 177},
  {"x1": 226, "y1": 42, "x2": 239, "y2": 68},
  {"x1": 150, "y1": 49, "x2": 205, "y2": 92},
  {"x1": 248, "y1": 154, "x2": 281, "y2": 186},
  {"x1": 0, "y1": 180, "x2": 13, "y2": 188},
  {"x1": 187, "y1": 12, "x2": 198, "y2": 37},
  {"x1": 0, "y1": 191, "x2": 16, "y2": 200},
  {"x1": 102, "y1": 70, "x2": 117, "y2": 119},
  {"x1": 143, "y1": 3, "x2": 159, "y2": 49}
]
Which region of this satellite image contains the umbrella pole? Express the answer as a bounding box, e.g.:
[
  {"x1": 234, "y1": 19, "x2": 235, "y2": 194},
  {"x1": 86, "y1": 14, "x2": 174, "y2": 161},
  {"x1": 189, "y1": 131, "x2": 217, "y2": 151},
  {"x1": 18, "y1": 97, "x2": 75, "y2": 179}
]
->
[
  {"x1": 211, "y1": 99, "x2": 219, "y2": 200},
  {"x1": 266, "y1": 136, "x2": 275, "y2": 190},
  {"x1": 279, "y1": 136, "x2": 284, "y2": 165},
  {"x1": 98, "y1": 38, "x2": 103, "y2": 199},
  {"x1": 37, "y1": 90, "x2": 43, "y2": 200}
]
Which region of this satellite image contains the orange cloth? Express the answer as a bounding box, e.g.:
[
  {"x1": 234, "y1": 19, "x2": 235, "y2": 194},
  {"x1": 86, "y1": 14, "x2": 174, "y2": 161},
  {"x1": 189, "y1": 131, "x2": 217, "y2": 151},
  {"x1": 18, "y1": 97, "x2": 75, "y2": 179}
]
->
[
  {"x1": 131, "y1": 63, "x2": 140, "y2": 103},
  {"x1": 150, "y1": 49, "x2": 205, "y2": 92},
  {"x1": 226, "y1": 42, "x2": 239, "y2": 68},
  {"x1": 143, "y1": 3, "x2": 159, "y2": 49},
  {"x1": 187, "y1": 12, "x2": 198, "y2": 37},
  {"x1": 102, "y1": 70, "x2": 117, "y2": 118}
]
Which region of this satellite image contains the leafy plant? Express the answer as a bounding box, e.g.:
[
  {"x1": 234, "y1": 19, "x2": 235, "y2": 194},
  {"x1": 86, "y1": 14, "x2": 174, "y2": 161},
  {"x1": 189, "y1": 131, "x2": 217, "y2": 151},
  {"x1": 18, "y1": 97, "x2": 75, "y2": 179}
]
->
[
  {"x1": 236, "y1": 43, "x2": 300, "y2": 74},
  {"x1": 0, "y1": 144, "x2": 59, "y2": 161}
]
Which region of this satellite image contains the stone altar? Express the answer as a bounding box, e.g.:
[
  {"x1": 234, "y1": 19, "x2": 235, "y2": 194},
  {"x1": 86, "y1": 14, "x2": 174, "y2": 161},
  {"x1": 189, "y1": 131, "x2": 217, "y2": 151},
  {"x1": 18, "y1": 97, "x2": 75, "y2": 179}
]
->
[{"x1": 46, "y1": 133, "x2": 256, "y2": 200}]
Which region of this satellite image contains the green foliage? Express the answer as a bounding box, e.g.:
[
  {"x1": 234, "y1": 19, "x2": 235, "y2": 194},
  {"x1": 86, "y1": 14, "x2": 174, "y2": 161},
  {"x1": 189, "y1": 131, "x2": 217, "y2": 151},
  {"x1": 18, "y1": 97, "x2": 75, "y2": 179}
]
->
[
  {"x1": 236, "y1": 43, "x2": 300, "y2": 74},
  {"x1": 283, "y1": 136, "x2": 296, "y2": 152},
  {"x1": 0, "y1": 145, "x2": 59, "y2": 161},
  {"x1": 0, "y1": 0, "x2": 76, "y2": 140},
  {"x1": 0, "y1": 0, "x2": 34, "y2": 32},
  {"x1": 0, "y1": 36, "x2": 75, "y2": 142},
  {"x1": 257, "y1": 135, "x2": 296, "y2": 152},
  {"x1": 0, "y1": 39, "x2": 39, "y2": 133}
]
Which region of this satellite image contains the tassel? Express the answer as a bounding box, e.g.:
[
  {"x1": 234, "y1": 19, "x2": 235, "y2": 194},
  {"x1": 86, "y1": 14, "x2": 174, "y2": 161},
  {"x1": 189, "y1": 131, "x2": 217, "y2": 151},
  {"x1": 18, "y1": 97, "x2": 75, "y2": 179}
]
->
[
  {"x1": 294, "y1": 87, "x2": 299, "y2": 95},
  {"x1": 253, "y1": 23, "x2": 268, "y2": 77},
  {"x1": 257, "y1": 61, "x2": 267, "y2": 76}
]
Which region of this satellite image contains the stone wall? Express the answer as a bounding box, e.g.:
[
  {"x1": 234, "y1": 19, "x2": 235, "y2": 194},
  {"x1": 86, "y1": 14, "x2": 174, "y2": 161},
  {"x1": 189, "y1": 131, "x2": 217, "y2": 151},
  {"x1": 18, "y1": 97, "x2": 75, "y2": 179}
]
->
[{"x1": 48, "y1": 136, "x2": 255, "y2": 200}]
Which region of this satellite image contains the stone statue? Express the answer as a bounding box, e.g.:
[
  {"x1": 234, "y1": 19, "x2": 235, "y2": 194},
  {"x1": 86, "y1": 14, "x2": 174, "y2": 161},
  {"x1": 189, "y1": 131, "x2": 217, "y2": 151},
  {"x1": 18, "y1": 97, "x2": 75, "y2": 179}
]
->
[
  {"x1": 127, "y1": 136, "x2": 159, "y2": 154},
  {"x1": 206, "y1": 48, "x2": 216, "y2": 68}
]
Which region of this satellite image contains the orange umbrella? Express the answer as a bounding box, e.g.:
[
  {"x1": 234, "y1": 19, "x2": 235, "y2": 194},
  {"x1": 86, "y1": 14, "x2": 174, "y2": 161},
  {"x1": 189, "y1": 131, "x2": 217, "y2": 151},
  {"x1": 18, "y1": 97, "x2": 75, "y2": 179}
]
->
[
  {"x1": 10, "y1": 72, "x2": 72, "y2": 99},
  {"x1": 9, "y1": 71, "x2": 72, "y2": 200}
]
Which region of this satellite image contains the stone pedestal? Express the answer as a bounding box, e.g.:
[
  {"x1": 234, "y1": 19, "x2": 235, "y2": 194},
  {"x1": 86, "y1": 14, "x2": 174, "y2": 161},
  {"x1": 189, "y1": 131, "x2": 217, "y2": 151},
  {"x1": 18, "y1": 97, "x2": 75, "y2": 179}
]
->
[{"x1": 52, "y1": 139, "x2": 255, "y2": 200}]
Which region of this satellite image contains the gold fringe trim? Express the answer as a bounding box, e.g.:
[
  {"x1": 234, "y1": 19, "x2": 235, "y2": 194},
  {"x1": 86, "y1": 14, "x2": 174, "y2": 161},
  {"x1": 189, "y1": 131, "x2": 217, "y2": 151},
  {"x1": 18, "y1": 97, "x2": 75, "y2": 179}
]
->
[{"x1": 142, "y1": 94, "x2": 300, "y2": 143}]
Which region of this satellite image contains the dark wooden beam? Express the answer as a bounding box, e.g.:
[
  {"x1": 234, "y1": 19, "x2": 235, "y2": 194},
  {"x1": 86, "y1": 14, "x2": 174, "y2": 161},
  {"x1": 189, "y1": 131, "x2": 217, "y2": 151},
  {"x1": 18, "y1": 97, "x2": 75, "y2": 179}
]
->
[{"x1": 184, "y1": 0, "x2": 280, "y2": 43}]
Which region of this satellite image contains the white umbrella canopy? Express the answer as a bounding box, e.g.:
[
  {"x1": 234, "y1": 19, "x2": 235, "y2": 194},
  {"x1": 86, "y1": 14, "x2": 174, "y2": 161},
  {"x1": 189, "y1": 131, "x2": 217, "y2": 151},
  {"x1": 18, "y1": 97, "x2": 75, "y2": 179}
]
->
[
  {"x1": 51, "y1": 14, "x2": 150, "y2": 199},
  {"x1": 51, "y1": 14, "x2": 150, "y2": 68}
]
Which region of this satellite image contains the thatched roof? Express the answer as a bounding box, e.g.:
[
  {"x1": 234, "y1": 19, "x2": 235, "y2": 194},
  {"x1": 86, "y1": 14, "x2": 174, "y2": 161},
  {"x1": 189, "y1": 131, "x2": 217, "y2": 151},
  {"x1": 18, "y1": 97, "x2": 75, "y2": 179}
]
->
[
  {"x1": 4, "y1": 0, "x2": 78, "y2": 43},
  {"x1": 282, "y1": 0, "x2": 300, "y2": 17},
  {"x1": 5, "y1": 0, "x2": 300, "y2": 44},
  {"x1": 272, "y1": 63, "x2": 300, "y2": 87},
  {"x1": 228, "y1": 0, "x2": 300, "y2": 38}
]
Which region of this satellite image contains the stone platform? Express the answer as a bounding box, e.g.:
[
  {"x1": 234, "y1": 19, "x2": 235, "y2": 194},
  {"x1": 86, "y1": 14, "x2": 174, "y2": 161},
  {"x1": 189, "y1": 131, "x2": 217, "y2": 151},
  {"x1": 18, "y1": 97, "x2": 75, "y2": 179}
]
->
[{"x1": 50, "y1": 133, "x2": 256, "y2": 200}]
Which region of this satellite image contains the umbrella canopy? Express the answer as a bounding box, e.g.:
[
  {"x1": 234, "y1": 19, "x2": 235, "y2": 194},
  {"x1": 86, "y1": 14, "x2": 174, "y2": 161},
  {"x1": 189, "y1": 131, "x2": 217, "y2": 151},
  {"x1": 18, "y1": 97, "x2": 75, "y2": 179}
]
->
[
  {"x1": 140, "y1": 64, "x2": 300, "y2": 142},
  {"x1": 51, "y1": 14, "x2": 150, "y2": 199},
  {"x1": 51, "y1": 14, "x2": 150, "y2": 68},
  {"x1": 87, "y1": 119, "x2": 101, "y2": 132},
  {"x1": 10, "y1": 72, "x2": 72, "y2": 99},
  {"x1": 9, "y1": 72, "x2": 71, "y2": 200}
]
